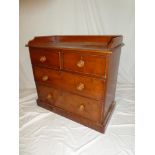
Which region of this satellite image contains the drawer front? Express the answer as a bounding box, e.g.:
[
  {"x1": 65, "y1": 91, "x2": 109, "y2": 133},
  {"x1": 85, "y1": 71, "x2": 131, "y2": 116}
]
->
[
  {"x1": 34, "y1": 67, "x2": 105, "y2": 100},
  {"x1": 37, "y1": 85, "x2": 60, "y2": 105},
  {"x1": 63, "y1": 51, "x2": 107, "y2": 77},
  {"x1": 29, "y1": 47, "x2": 60, "y2": 69},
  {"x1": 37, "y1": 85, "x2": 102, "y2": 122}
]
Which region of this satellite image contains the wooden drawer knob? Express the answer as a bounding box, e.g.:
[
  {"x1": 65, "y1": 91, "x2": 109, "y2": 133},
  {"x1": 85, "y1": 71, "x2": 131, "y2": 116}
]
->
[
  {"x1": 46, "y1": 93, "x2": 53, "y2": 100},
  {"x1": 76, "y1": 83, "x2": 84, "y2": 91},
  {"x1": 77, "y1": 60, "x2": 84, "y2": 68},
  {"x1": 40, "y1": 56, "x2": 46, "y2": 63},
  {"x1": 79, "y1": 104, "x2": 85, "y2": 111},
  {"x1": 42, "y1": 75, "x2": 48, "y2": 81}
]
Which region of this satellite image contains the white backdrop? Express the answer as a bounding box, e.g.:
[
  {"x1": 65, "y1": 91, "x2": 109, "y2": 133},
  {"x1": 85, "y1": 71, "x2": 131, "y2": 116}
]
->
[
  {"x1": 19, "y1": 0, "x2": 134, "y2": 89},
  {"x1": 19, "y1": 1, "x2": 135, "y2": 154}
]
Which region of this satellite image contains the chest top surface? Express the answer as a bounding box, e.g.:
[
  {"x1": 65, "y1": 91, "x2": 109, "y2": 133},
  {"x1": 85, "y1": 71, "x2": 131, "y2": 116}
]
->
[{"x1": 27, "y1": 35, "x2": 123, "y2": 52}]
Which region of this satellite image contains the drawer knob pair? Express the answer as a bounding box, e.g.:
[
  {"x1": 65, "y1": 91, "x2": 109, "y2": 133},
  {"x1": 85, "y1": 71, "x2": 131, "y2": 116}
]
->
[
  {"x1": 40, "y1": 56, "x2": 46, "y2": 63},
  {"x1": 77, "y1": 60, "x2": 84, "y2": 68},
  {"x1": 42, "y1": 75, "x2": 48, "y2": 81},
  {"x1": 76, "y1": 83, "x2": 84, "y2": 91}
]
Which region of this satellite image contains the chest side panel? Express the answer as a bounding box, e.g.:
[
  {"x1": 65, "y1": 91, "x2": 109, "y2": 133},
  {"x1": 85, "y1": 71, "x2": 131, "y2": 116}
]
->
[{"x1": 104, "y1": 46, "x2": 121, "y2": 124}]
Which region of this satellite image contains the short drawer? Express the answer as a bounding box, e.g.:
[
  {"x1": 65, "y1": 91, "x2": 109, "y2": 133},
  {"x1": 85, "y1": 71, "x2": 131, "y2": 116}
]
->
[
  {"x1": 37, "y1": 85, "x2": 102, "y2": 122},
  {"x1": 29, "y1": 47, "x2": 60, "y2": 69},
  {"x1": 63, "y1": 51, "x2": 107, "y2": 77},
  {"x1": 33, "y1": 67, "x2": 105, "y2": 100}
]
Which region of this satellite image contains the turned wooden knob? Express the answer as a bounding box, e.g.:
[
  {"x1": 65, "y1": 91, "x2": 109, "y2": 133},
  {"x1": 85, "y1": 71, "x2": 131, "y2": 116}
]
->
[
  {"x1": 42, "y1": 75, "x2": 48, "y2": 81},
  {"x1": 40, "y1": 56, "x2": 46, "y2": 63},
  {"x1": 79, "y1": 104, "x2": 85, "y2": 111},
  {"x1": 46, "y1": 93, "x2": 53, "y2": 100},
  {"x1": 76, "y1": 83, "x2": 84, "y2": 91},
  {"x1": 77, "y1": 60, "x2": 84, "y2": 68}
]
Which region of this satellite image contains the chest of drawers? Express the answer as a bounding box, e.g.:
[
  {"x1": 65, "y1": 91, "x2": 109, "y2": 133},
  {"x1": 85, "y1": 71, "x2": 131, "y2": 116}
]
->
[{"x1": 27, "y1": 35, "x2": 123, "y2": 133}]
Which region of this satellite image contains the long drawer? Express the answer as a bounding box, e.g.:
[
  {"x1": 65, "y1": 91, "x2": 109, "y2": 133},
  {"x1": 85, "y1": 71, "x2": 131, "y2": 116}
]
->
[
  {"x1": 37, "y1": 85, "x2": 102, "y2": 122},
  {"x1": 33, "y1": 66, "x2": 105, "y2": 100}
]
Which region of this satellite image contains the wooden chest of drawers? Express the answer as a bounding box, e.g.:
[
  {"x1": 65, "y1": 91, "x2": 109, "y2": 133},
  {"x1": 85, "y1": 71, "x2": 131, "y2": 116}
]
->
[{"x1": 27, "y1": 35, "x2": 123, "y2": 133}]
